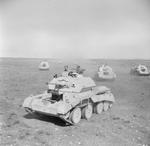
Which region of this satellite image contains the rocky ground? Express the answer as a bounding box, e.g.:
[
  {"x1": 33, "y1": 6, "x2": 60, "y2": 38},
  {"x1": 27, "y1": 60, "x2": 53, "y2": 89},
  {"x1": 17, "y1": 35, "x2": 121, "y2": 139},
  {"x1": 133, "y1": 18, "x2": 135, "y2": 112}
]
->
[{"x1": 0, "y1": 58, "x2": 150, "y2": 146}]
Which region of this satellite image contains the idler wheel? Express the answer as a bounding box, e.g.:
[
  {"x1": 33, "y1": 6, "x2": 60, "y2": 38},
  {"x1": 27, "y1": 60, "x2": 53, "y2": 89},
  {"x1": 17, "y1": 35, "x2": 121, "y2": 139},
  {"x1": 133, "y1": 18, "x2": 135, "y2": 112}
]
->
[
  {"x1": 109, "y1": 103, "x2": 112, "y2": 108},
  {"x1": 95, "y1": 102, "x2": 103, "y2": 114},
  {"x1": 70, "y1": 107, "x2": 81, "y2": 124},
  {"x1": 82, "y1": 104, "x2": 93, "y2": 120},
  {"x1": 103, "y1": 102, "x2": 109, "y2": 111}
]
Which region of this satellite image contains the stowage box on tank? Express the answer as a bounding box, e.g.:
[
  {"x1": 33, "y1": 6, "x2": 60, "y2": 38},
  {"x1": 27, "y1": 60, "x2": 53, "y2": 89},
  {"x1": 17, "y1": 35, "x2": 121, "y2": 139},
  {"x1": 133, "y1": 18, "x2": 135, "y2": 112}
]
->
[{"x1": 23, "y1": 67, "x2": 115, "y2": 124}]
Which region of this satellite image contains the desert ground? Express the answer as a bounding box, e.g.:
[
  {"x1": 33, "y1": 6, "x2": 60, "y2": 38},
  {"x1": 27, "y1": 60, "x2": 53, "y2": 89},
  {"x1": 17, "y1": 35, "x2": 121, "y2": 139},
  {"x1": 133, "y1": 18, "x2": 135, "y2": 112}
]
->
[{"x1": 0, "y1": 58, "x2": 150, "y2": 146}]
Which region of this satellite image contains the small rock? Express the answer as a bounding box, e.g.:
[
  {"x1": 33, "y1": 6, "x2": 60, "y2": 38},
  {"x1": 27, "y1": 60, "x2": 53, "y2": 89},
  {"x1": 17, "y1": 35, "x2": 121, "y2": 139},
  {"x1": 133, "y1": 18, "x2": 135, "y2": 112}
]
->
[
  {"x1": 141, "y1": 93, "x2": 144, "y2": 95},
  {"x1": 137, "y1": 137, "x2": 141, "y2": 140},
  {"x1": 123, "y1": 120, "x2": 130, "y2": 124},
  {"x1": 112, "y1": 117, "x2": 120, "y2": 120},
  {"x1": 55, "y1": 127, "x2": 59, "y2": 131},
  {"x1": 7, "y1": 135, "x2": 12, "y2": 138},
  {"x1": 69, "y1": 141, "x2": 73, "y2": 145}
]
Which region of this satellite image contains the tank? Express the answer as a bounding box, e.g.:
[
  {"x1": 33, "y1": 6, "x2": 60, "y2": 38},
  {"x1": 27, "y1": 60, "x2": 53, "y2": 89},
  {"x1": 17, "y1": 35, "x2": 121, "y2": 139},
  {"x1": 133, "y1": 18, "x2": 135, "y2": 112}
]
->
[
  {"x1": 39, "y1": 61, "x2": 49, "y2": 70},
  {"x1": 130, "y1": 64, "x2": 150, "y2": 76},
  {"x1": 97, "y1": 65, "x2": 116, "y2": 80},
  {"x1": 23, "y1": 67, "x2": 115, "y2": 124}
]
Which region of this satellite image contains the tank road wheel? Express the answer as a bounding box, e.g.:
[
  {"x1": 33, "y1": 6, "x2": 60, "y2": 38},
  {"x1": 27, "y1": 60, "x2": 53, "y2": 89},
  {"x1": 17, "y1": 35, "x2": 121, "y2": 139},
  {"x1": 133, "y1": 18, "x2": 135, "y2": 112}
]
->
[
  {"x1": 109, "y1": 103, "x2": 112, "y2": 108},
  {"x1": 103, "y1": 102, "x2": 109, "y2": 111},
  {"x1": 70, "y1": 108, "x2": 81, "y2": 124},
  {"x1": 82, "y1": 104, "x2": 93, "y2": 120},
  {"x1": 95, "y1": 102, "x2": 103, "y2": 114}
]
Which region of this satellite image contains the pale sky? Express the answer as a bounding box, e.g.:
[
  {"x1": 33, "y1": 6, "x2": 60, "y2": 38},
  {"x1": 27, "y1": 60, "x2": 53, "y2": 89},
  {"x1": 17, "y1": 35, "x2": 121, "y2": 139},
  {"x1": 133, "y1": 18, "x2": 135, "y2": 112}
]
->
[{"x1": 0, "y1": 0, "x2": 150, "y2": 59}]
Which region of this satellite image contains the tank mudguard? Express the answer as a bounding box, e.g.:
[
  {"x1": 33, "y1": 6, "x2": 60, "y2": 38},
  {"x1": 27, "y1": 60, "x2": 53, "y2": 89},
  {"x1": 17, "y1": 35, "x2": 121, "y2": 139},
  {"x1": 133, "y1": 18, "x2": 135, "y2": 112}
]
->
[
  {"x1": 22, "y1": 96, "x2": 34, "y2": 108},
  {"x1": 93, "y1": 86, "x2": 110, "y2": 95},
  {"x1": 22, "y1": 93, "x2": 46, "y2": 108},
  {"x1": 91, "y1": 93, "x2": 115, "y2": 103},
  {"x1": 138, "y1": 70, "x2": 150, "y2": 75}
]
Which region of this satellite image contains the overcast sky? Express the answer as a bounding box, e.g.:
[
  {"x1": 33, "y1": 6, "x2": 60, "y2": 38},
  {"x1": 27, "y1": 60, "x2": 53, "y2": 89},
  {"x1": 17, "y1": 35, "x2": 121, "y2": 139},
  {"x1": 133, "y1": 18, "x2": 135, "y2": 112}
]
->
[{"x1": 0, "y1": 0, "x2": 150, "y2": 59}]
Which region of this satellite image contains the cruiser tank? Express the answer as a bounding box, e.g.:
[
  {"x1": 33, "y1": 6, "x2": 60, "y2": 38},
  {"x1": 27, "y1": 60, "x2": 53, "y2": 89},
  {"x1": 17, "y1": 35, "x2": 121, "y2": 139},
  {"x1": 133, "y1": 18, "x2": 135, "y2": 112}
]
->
[
  {"x1": 23, "y1": 66, "x2": 115, "y2": 124},
  {"x1": 130, "y1": 64, "x2": 150, "y2": 76},
  {"x1": 97, "y1": 65, "x2": 116, "y2": 80}
]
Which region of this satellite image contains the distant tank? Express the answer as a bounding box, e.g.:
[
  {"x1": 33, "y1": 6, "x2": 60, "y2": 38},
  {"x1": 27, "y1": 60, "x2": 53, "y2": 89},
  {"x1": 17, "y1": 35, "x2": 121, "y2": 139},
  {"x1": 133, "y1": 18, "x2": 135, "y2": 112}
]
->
[
  {"x1": 97, "y1": 65, "x2": 116, "y2": 80},
  {"x1": 23, "y1": 66, "x2": 115, "y2": 124},
  {"x1": 39, "y1": 61, "x2": 49, "y2": 70},
  {"x1": 130, "y1": 64, "x2": 150, "y2": 76}
]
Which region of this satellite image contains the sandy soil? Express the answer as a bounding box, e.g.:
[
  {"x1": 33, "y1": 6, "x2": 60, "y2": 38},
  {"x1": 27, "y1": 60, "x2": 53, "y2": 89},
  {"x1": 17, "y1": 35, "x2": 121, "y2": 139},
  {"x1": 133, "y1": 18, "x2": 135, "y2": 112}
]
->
[{"x1": 0, "y1": 58, "x2": 150, "y2": 146}]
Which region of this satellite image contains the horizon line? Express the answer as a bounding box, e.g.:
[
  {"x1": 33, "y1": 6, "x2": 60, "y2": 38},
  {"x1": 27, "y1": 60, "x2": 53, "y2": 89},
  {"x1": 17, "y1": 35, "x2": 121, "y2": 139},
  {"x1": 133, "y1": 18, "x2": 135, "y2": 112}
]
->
[{"x1": 0, "y1": 56, "x2": 150, "y2": 60}]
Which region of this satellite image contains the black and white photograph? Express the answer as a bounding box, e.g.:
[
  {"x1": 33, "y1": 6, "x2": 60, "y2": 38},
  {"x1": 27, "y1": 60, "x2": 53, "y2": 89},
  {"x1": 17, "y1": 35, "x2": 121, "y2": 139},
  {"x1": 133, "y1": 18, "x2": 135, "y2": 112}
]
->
[{"x1": 0, "y1": 0, "x2": 150, "y2": 145}]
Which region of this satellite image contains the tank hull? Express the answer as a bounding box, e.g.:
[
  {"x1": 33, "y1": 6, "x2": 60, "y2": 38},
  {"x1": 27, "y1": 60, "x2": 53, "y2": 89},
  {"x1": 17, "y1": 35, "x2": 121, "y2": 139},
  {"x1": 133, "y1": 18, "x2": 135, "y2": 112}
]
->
[
  {"x1": 23, "y1": 86, "x2": 115, "y2": 124},
  {"x1": 97, "y1": 72, "x2": 116, "y2": 80},
  {"x1": 130, "y1": 68, "x2": 150, "y2": 76}
]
